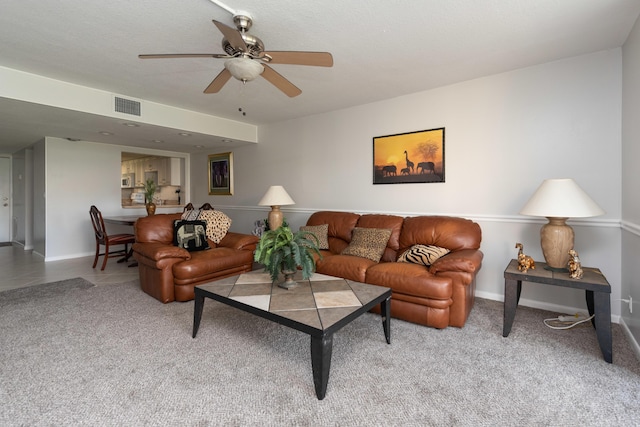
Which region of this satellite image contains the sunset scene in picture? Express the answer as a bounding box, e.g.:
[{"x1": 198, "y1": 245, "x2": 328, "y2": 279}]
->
[{"x1": 373, "y1": 128, "x2": 445, "y2": 184}]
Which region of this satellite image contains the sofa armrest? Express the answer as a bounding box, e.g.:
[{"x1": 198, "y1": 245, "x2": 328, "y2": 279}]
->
[
  {"x1": 428, "y1": 249, "x2": 483, "y2": 274},
  {"x1": 133, "y1": 242, "x2": 190, "y2": 262},
  {"x1": 218, "y1": 232, "x2": 260, "y2": 251}
]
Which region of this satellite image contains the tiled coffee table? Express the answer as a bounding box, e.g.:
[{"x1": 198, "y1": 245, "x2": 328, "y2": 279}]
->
[{"x1": 192, "y1": 271, "x2": 392, "y2": 400}]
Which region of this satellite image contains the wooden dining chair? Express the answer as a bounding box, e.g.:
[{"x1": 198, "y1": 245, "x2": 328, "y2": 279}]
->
[
  {"x1": 89, "y1": 205, "x2": 136, "y2": 271},
  {"x1": 182, "y1": 203, "x2": 213, "y2": 212}
]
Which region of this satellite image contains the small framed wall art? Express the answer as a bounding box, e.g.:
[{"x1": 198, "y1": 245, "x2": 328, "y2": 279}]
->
[
  {"x1": 208, "y1": 152, "x2": 233, "y2": 195},
  {"x1": 373, "y1": 127, "x2": 445, "y2": 184}
]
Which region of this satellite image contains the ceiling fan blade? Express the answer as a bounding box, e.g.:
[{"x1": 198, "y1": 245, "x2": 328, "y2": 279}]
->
[
  {"x1": 204, "y1": 68, "x2": 232, "y2": 93},
  {"x1": 139, "y1": 53, "x2": 229, "y2": 59},
  {"x1": 263, "y1": 51, "x2": 333, "y2": 67},
  {"x1": 261, "y1": 65, "x2": 302, "y2": 97},
  {"x1": 212, "y1": 20, "x2": 248, "y2": 52}
]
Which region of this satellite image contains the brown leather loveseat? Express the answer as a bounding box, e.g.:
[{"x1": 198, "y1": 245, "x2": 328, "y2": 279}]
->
[
  {"x1": 133, "y1": 213, "x2": 259, "y2": 303},
  {"x1": 305, "y1": 211, "x2": 483, "y2": 328}
]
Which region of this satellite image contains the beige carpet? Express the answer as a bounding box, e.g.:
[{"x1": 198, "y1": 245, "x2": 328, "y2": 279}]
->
[{"x1": 1, "y1": 278, "x2": 639, "y2": 426}]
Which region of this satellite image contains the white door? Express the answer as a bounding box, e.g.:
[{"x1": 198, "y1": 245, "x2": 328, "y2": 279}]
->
[{"x1": 0, "y1": 157, "x2": 10, "y2": 242}]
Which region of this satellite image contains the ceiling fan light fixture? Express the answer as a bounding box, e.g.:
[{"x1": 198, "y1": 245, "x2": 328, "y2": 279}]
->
[{"x1": 224, "y1": 57, "x2": 263, "y2": 82}]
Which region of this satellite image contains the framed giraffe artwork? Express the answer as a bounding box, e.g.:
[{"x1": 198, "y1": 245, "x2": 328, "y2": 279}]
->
[
  {"x1": 373, "y1": 127, "x2": 445, "y2": 185},
  {"x1": 208, "y1": 152, "x2": 234, "y2": 195}
]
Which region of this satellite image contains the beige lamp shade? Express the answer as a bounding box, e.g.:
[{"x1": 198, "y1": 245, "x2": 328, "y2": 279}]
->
[
  {"x1": 520, "y1": 178, "x2": 604, "y2": 269},
  {"x1": 258, "y1": 186, "x2": 295, "y2": 230}
]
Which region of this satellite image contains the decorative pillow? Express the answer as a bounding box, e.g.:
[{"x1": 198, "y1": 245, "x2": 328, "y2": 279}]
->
[
  {"x1": 197, "y1": 210, "x2": 232, "y2": 244},
  {"x1": 173, "y1": 220, "x2": 209, "y2": 252},
  {"x1": 181, "y1": 209, "x2": 202, "y2": 221},
  {"x1": 341, "y1": 227, "x2": 392, "y2": 262},
  {"x1": 398, "y1": 244, "x2": 450, "y2": 267},
  {"x1": 300, "y1": 224, "x2": 329, "y2": 250}
]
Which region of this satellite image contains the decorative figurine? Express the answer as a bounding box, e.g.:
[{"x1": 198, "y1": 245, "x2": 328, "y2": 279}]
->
[
  {"x1": 568, "y1": 249, "x2": 583, "y2": 279},
  {"x1": 515, "y1": 243, "x2": 535, "y2": 273}
]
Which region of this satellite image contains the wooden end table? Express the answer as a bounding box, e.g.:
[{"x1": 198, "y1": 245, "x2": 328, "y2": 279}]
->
[{"x1": 502, "y1": 259, "x2": 612, "y2": 363}]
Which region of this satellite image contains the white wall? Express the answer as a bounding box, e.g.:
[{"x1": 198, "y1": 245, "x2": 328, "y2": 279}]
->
[
  {"x1": 33, "y1": 140, "x2": 45, "y2": 256},
  {"x1": 622, "y1": 15, "x2": 640, "y2": 345},
  {"x1": 10, "y1": 151, "x2": 25, "y2": 244},
  {"x1": 42, "y1": 137, "x2": 189, "y2": 260},
  {"x1": 195, "y1": 49, "x2": 624, "y2": 318}
]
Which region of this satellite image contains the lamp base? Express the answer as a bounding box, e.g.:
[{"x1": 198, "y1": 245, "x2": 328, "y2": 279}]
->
[
  {"x1": 540, "y1": 217, "x2": 574, "y2": 269},
  {"x1": 543, "y1": 265, "x2": 569, "y2": 273},
  {"x1": 268, "y1": 206, "x2": 283, "y2": 230}
]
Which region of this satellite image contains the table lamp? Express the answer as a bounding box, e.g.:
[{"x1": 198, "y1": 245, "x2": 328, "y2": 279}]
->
[
  {"x1": 519, "y1": 178, "x2": 604, "y2": 270},
  {"x1": 258, "y1": 185, "x2": 295, "y2": 230}
]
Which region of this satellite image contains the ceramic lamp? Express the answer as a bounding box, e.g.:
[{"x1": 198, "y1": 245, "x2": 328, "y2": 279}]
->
[
  {"x1": 519, "y1": 178, "x2": 604, "y2": 270},
  {"x1": 258, "y1": 186, "x2": 295, "y2": 230}
]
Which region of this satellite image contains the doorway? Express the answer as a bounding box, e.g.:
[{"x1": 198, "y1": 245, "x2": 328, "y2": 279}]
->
[{"x1": 0, "y1": 156, "x2": 11, "y2": 243}]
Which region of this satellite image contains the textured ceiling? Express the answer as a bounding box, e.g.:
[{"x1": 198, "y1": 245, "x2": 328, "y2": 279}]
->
[{"x1": 1, "y1": 0, "x2": 639, "y2": 154}]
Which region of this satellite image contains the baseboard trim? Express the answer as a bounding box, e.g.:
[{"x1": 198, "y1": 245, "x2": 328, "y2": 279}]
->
[{"x1": 619, "y1": 317, "x2": 640, "y2": 362}]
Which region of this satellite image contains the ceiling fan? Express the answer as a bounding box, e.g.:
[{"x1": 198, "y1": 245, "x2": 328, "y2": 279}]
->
[{"x1": 139, "y1": 14, "x2": 333, "y2": 97}]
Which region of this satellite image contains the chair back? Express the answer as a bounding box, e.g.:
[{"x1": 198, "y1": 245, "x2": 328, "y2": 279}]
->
[
  {"x1": 89, "y1": 205, "x2": 107, "y2": 244},
  {"x1": 182, "y1": 202, "x2": 213, "y2": 212}
]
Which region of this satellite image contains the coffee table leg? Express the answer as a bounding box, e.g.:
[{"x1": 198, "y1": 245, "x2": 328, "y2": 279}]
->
[
  {"x1": 310, "y1": 334, "x2": 333, "y2": 400},
  {"x1": 503, "y1": 279, "x2": 521, "y2": 337},
  {"x1": 381, "y1": 296, "x2": 391, "y2": 344},
  {"x1": 192, "y1": 293, "x2": 204, "y2": 338}
]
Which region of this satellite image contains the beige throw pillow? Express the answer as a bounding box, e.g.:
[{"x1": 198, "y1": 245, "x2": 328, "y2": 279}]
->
[
  {"x1": 300, "y1": 224, "x2": 329, "y2": 250},
  {"x1": 398, "y1": 244, "x2": 450, "y2": 266},
  {"x1": 196, "y1": 210, "x2": 232, "y2": 244},
  {"x1": 341, "y1": 227, "x2": 392, "y2": 262}
]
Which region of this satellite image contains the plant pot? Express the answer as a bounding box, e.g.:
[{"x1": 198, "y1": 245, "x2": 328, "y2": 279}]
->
[
  {"x1": 146, "y1": 202, "x2": 156, "y2": 216},
  {"x1": 279, "y1": 268, "x2": 297, "y2": 290}
]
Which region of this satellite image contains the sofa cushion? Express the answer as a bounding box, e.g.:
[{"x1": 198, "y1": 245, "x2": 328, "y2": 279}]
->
[
  {"x1": 341, "y1": 227, "x2": 392, "y2": 262},
  {"x1": 399, "y1": 216, "x2": 482, "y2": 252},
  {"x1": 135, "y1": 213, "x2": 183, "y2": 244},
  {"x1": 299, "y1": 224, "x2": 329, "y2": 249},
  {"x1": 173, "y1": 220, "x2": 209, "y2": 252},
  {"x1": 172, "y1": 247, "x2": 254, "y2": 284},
  {"x1": 398, "y1": 244, "x2": 450, "y2": 266},
  {"x1": 306, "y1": 211, "x2": 361, "y2": 254},
  {"x1": 366, "y1": 262, "x2": 453, "y2": 300},
  {"x1": 315, "y1": 254, "x2": 373, "y2": 283}
]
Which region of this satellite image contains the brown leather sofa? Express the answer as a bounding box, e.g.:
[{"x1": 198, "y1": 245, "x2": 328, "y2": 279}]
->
[
  {"x1": 132, "y1": 213, "x2": 259, "y2": 303},
  {"x1": 306, "y1": 211, "x2": 483, "y2": 328}
]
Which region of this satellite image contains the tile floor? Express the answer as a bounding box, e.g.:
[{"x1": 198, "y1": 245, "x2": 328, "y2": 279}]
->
[{"x1": 0, "y1": 244, "x2": 140, "y2": 292}]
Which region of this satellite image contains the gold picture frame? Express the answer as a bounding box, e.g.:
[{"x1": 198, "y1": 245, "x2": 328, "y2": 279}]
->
[
  {"x1": 208, "y1": 152, "x2": 233, "y2": 195},
  {"x1": 373, "y1": 127, "x2": 445, "y2": 184}
]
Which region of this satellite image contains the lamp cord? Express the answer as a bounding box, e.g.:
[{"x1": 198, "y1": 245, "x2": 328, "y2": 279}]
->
[{"x1": 543, "y1": 314, "x2": 594, "y2": 330}]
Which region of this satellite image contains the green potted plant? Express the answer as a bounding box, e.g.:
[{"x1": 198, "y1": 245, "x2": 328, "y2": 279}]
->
[
  {"x1": 144, "y1": 178, "x2": 157, "y2": 215},
  {"x1": 254, "y1": 225, "x2": 322, "y2": 289}
]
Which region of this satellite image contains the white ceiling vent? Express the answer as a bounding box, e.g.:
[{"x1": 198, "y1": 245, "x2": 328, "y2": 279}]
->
[{"x1": 114, "y1": 96, "x2": 141, "y2": 116}]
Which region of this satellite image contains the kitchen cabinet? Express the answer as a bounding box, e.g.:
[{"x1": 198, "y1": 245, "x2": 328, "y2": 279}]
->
[
  {"x1": 143, "y1": 157, "x2": 160, "y2": 172},
  {"x1": 121, "y1": 156, "x2": 182, "y2": 188},
  {"x1": 134, "y1": 159, "x2": 145, "y2": 187},
  {"x1": 157, "y1": 158, "x2": 182, "y2": 186},
  {"x1": 121, "y1": 160, "x2": 134, "y2": 174},
  {"x1": 169, "y1": 158, "x2": 182, "y2": 186},
  {"x1": 157, "y1": 158, "x2": 169, "y2": 186}
]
